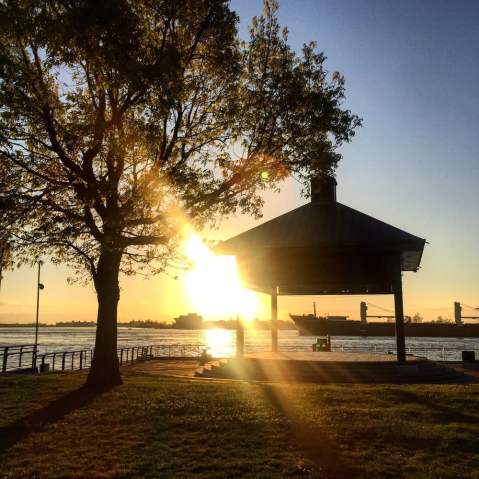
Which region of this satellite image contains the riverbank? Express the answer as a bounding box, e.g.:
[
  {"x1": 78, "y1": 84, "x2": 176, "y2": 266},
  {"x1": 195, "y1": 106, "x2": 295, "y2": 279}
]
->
[
  {"x1": 2, "y1": 327, "x2": 479, "y2": 361},
  {"x1": 1, "y1": 369, "x2": 479, "y2": 478},
  {"x1": 0, "y1": 319, "x2": 296, "y2": 330}
]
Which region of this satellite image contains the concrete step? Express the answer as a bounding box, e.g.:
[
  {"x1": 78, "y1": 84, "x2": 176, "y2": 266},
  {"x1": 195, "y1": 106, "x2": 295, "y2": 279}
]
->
[{"x1": 195, "y1": 358, "x2": 463, "y2": 384}]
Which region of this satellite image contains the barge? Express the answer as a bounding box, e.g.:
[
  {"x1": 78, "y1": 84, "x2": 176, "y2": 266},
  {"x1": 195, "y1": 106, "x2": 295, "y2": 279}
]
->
[{"x1": 290, "y1": 314, "x2": 479, "y2": 338}]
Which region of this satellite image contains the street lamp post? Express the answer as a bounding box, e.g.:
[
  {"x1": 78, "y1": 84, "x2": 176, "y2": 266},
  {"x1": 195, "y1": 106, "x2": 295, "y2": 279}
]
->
[{"x1": 33, "y1": 261, "x2": 44, "y2": 371}]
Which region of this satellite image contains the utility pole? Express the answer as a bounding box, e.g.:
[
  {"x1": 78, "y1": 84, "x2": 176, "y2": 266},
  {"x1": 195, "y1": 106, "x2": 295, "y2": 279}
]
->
[
  {"x1": 360, "y1": 301, "x2": 368, "y2": 324},
  {"x1": 33, "y1": 261, "x2": 44, "y2": 370}
]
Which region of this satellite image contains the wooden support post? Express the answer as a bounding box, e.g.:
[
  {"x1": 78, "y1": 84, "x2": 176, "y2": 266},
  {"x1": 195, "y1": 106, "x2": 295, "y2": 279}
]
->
[
  {"x1": 393, "y1": 262, "x2": 406, "y2": 364},
  {"x1": 271, "y1": 289, "x2": 278, "y2": 352},
  {"x1": 236, "y1": 315, "x2": 244, "y2": 358}
]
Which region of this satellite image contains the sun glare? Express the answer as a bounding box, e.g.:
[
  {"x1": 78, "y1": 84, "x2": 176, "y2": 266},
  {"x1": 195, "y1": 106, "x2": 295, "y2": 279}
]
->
[
  {"x1": 184, "y1": 234, "x2": 259, "y2": 321},
  {"x1": 204, "y1": 329, "x2": 234, "y2": 357}
]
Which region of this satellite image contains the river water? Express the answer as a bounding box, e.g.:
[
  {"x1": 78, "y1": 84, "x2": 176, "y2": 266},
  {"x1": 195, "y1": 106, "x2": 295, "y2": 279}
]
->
[{"x1": 2, "y1": 327, "x2": 479, "y2": 361}]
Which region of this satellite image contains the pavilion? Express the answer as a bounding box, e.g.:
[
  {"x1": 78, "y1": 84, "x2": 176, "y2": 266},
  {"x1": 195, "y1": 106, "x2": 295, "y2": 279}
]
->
[{"x1": 217, "y1": 176, "x2": 426, "y2": 364}]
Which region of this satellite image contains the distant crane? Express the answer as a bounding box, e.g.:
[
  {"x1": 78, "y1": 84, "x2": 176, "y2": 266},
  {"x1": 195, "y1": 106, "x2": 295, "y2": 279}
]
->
[
  {"x1": 454, "y1": 302, "x2": 479, "y2": 324},
  {"x1": 360, "y1": 301, "x2": 411, "y2": 324}
]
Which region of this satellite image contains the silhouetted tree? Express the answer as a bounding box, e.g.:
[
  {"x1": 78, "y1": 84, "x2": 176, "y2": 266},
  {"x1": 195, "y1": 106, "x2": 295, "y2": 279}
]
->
[
  {"x1": 0, "y1": 241, "x2": 11, "y2": 291},
  {"x1": 412, "y1": 313, "x2": 423, "y2": 323},
  {"x1": 0, "y1": 0, "x2": 361, "y2": 388},
  {"x1": 0, "y1": 161, "x2": 16, "y2": 291},
  {"x1": 433, "y1": 316, "x2": 452, "y2": 324}
]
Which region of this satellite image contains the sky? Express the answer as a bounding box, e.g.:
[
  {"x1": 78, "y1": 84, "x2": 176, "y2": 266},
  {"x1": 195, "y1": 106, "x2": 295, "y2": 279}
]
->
[{"x1": 1, "y1": 0, "x2": 479, "y2": 324}]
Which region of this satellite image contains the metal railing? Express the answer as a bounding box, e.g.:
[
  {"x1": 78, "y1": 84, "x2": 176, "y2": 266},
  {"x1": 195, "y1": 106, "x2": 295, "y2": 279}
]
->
[
  {"x1": 330, "y1": 343, "x2": 479, "y2": 361},
  {"x1": 5, "y1": 341, "x2": 476, "y2": 373},
  {"x1": 36, "y1": 349, "x2": 94, "y2": 372},
  {"x1": 1, "y1": 344, "x2": 37, "y2": 372},
  {"x1": 1, "y1": 343, "x2": 208, "y2": 374}
]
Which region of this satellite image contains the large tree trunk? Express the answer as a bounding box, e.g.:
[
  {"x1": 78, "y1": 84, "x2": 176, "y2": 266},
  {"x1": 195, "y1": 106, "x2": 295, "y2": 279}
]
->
[{"x1": 85, "y1": 247, "x2": 123, "y2": 389}]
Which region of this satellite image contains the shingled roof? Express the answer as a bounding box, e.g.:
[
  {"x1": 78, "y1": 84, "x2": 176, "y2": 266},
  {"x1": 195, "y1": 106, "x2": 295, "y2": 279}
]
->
[{"x1": 218, "y1": 177, "x2": 425, "y2": 272}]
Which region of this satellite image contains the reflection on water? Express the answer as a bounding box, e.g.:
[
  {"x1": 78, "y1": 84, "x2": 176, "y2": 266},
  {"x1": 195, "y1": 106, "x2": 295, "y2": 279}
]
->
[
  {"x1": 1, "y1": 327, "x2": 479, "y2": 361},
  {"x1": 205, "y1": 329, "x2": 234, "y2": 357}
]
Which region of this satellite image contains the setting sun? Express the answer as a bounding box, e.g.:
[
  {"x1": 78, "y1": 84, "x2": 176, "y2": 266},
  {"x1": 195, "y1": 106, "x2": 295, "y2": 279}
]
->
[{"x1": 183, "y1": 234, "x2": 259, "y2": 321}]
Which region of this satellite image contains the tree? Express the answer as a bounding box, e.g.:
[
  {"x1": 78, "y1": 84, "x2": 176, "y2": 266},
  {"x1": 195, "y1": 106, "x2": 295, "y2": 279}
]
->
[
  {"x1": 433, "y1": 316, "x2": 452, "y2": 324},
  {"x1": 0, "y1": 241, "x2": 12, "y2": 291},
  {"x1": 411, "y1": 313, "x2": 423, "y2": 323},
  {"x1": 0, "y1": 159, "x2": 17, "y2": 291},
  {"x1": 0, "y1": 0, "x2": 361, "y2": 388}
]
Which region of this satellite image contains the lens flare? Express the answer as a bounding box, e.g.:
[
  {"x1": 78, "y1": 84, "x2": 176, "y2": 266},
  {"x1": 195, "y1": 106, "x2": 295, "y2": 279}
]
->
[
  {"x1": 204, "y1": 329, "x2": 234, "y2": 357},
  {"x1": 184, "y1": 234, "x2": 259, "y2": 321}
]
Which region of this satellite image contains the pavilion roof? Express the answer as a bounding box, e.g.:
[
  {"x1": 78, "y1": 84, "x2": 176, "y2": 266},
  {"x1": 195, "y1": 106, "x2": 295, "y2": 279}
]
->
[{"x1": 218, "y1": 201, "x2": 425, "y2": 272}]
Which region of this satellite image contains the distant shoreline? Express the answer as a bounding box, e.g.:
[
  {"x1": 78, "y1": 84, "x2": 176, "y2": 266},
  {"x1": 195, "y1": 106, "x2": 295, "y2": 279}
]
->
[{"x1": 0, "y1": 320, "x2": 297, "y2": 330}]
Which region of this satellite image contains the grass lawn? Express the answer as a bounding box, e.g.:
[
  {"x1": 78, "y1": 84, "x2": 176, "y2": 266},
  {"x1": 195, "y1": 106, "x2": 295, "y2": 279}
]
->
[{"x1": 1, "y1": 369, "x2": 479, "y2": 479}]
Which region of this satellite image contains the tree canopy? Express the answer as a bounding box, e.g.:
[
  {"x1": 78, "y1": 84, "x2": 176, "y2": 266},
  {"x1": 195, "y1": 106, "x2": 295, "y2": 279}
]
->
[{"x1": 0, "y1": 0, "x2": 361, "y2": 387}]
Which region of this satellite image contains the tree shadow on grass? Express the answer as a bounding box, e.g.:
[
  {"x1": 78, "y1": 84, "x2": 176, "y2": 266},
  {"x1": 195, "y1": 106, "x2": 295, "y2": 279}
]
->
[
  {"x1": 0, "y1": 385, "x2": 105, "y2": 455},
  {"x1": 387, "y1": 389, "x2": 479, "y2": 425},
  {"x1": 259, "y1": 383, "x2": 359, "y2": 479}
]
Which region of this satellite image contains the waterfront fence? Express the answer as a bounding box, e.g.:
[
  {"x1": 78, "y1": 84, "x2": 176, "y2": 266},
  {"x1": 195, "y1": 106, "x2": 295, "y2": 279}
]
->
[
  {"x1": 330, "y1": 343, "x2": 479, "y2": 361},
  {"x1": 1, "y1": 343, "x2": 208, "y2": 373},
  {"x1": 2, "y1": 342, "x2": 478, "y2": 373}
]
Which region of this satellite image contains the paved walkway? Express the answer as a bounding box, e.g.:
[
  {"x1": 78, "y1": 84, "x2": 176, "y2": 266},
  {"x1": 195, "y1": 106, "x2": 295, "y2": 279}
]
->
[
  {"x1": 245, "y1": 351, "x2": 408, "y2": 362},
  {"x1": 125, "y1": 358, "x2": 205, "y2": 377}
]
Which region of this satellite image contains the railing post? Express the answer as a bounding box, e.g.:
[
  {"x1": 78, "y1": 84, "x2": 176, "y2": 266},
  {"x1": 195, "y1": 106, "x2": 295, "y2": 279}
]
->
[
  {"x1": 2, "y1": 347, "x2": 8, "y2": 373},
  {"x1": 19, "y1": 345, "x2": 23, "y2": 368},
  {"x1": 71, "y1": 352, "x2": 75, "y2": 370},
  {"x1": 33, "y1": 348, "x2": 38, "y2": 372},
  {"x1": 80, "y1": 351, "x2": 83, "y2": 370},
  {"x1": 62, "y1": 352, "x2": 67, "y2": 371},
  {"x1": 120, "y1": 349, "x2": 123, "y2": 365},
  {"x1": 52, "y1": 353, "x2": 56, "y2": 371}
]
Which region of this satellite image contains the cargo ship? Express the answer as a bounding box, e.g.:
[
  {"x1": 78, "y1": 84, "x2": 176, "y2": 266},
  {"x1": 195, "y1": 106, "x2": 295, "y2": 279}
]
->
[{"x1": 290, "y1": 314, "x2": 479, "y2": 338}]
